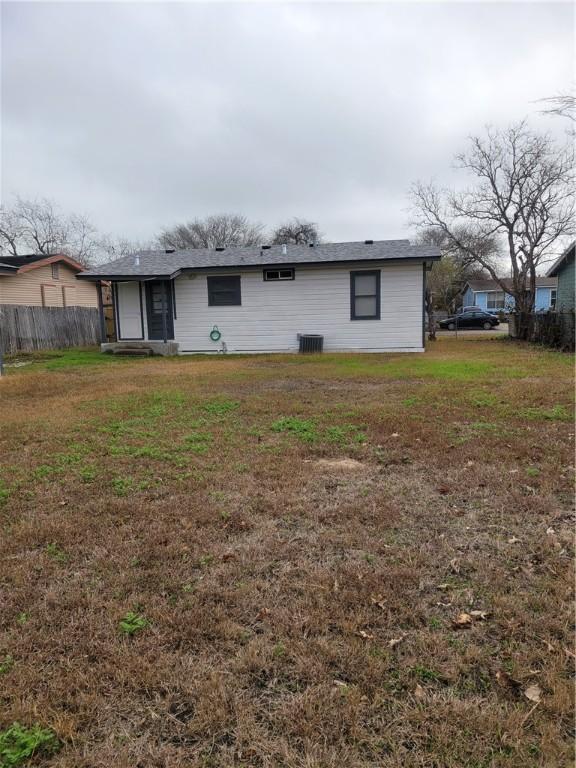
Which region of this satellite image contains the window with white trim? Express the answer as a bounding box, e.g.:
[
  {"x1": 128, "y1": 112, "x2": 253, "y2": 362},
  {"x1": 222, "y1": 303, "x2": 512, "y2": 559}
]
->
[{"x1": 550, "y1": 289, "x2": 557, "y2": 308}]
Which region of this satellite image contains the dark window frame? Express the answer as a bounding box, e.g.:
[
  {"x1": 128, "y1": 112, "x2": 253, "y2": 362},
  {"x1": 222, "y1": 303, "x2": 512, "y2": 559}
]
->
[
  {"x1": 51, "y1": 262, "x2": 60, "y2": 280},
  {"x1": 207, "y1": 275, "x2": 242, "y2": 306},
  {"x1": 350, "y1": 270, "x2": 381, "y2": 320},
  {"x1": 263, "y1": 268, "x2": 295, "y2": 281}
]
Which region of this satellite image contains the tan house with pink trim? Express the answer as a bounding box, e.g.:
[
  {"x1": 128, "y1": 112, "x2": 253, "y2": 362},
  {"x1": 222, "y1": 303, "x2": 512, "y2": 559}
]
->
[{"x1": 0, "y1": 253, "x2": 99, "y2": 307}]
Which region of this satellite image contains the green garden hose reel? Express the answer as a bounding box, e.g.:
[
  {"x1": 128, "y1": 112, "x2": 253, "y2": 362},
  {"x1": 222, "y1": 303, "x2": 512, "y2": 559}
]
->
[{"x1": 209, "y1": 326, "x2": 222, "y2": 342}]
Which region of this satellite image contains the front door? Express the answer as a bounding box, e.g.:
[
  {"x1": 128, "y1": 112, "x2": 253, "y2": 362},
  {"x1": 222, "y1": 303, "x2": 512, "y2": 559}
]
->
[{"x1": 145, "y1": 280, "x2": 174, "y2": 340}]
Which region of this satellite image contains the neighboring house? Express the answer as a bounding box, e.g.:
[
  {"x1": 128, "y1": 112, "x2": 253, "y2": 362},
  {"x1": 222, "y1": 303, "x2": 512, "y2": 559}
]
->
[
  {"x1": 546, "y1": 242, "x2": 575, "y2": 310},
  {"x1": 0, "y1": 253, "x2": 106, "y2": 354},
  {"x1": 462, "y1": 277, "x2": 558, "y2": 313},
  {"x1": 0, "y1": 253, "x2": 98, "y2": 307},
  {"x1": 78, "y1": 239, "x2": 441, "y2": 354}
]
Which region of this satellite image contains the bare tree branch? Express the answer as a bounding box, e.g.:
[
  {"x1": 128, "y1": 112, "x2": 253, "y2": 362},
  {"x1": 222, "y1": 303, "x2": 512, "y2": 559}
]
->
[
  {"x1": 537, "y1": 93, "x2": 576, "y2": 123},
  {"x1": 158, "y1": 214, "x2": 264, "y2": 250},
  {"x1": 270, "y1": 218, "x2": 323, "y2": 245},
  {"x1": 410, "y1": 122, "x2": 575, "y2": 312}
]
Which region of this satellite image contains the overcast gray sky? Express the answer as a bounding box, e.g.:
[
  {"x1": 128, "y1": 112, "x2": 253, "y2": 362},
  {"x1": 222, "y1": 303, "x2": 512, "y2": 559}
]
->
[{"x1": 1, "y1": 1, "x2": 574, "y2": 244}]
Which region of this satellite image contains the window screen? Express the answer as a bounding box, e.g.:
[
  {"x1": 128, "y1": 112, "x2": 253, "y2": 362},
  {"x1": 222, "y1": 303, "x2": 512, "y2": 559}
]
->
[
  {"x1": 263, "y1": 268, "x2": 294, "y2": 281},
  {"x1": 350, "y1": 270, "x2": 380, "y2": 320},
  {"x1": 207, "y1": 276, "x2": 241, "y2": 306}
]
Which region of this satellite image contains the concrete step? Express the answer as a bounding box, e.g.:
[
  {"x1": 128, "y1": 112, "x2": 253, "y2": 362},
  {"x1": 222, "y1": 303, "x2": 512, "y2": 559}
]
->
[{"x1": 112, "y1": 347, "x2": 153, "y2": 356}]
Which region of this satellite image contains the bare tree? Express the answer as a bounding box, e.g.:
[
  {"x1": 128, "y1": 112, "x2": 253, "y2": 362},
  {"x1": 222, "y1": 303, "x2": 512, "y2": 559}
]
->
[
  {"x1": 0, "y1": 197, "x2": 100, "y2": 265},
  {"x1": 411, "y1": 122, "x2": 575, "y2": 314},
  {"x1": 95, "y1": 234, "x2": 152, "y2": 261},
  {"x1": 158, "y1": 213, "x2": 264, "y2": 250},
  {"x1": 537, "y1": 92, "x2": 576, "y2": 123},
  {"x1": 270, "y1": 218, "x2": 322, "y2": 245}
]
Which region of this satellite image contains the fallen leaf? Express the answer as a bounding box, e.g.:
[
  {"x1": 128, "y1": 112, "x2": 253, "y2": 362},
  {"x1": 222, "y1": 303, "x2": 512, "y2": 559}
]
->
[
  {"x1": 437, "y1": 485, "x2": 450, "y2": 495},
  {"x1": 391, "y1": 432, "x2": 400, "y2": 438},
  {"x1": 524, "y1": 684, "x2": 542, "y2": 703},
  {"x1": 256, "y1": 608, "x2": 270, "y2": 621},
  {"x1": 221, "y1": 552, "x2": 235, "y2": 561},
  {"x1": 541, "y1": 639, "x2": 554, "y2": 653},
  {"x1": 370, "y1": 595, "x2": 386, "y2": 610},
  {"x1": 333, "y1": 679, "x2": 348, "y2": 688},
  {"x1": 388, "y1": 635, "x2": 406, "y2": 648},
  {"x1": 414, "y1": 683, "x2": 426, "y2": 700},
  {"x1": 546, "y1": 527, "x2": 555, "y2": 535},
  {"x1": 449, "y1": 559, "x2": 461, "y2": 575},
  {"x1": 452, "y1": 612, "x2": 473, "y2": 628},
  {"x1": 470, "y1": 610, "x2": 489, "y2": 620},
  {"x1": 437, "y1": 583, "x2": 450, "y2": 590},
  {"x1": 357, "y1": 630, "x2": 375, "y2": 640},
  {"x1": 508, "y1": 537, "x2": 521, "y2": 544}
]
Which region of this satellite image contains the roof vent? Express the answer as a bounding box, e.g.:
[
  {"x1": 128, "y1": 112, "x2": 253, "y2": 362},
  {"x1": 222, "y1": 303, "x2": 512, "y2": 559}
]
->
[
  {"x1": 364, "y1": 239, "x2": 374, "y2": 245},
  {"x1": 282, "y1": 244, "x2": 287, "y2": 255},
  {"x1": 165, "y1": 249, "x2": 175, "y2": 254},
  {"x1": 134, "y1": 254, "x2": 140, "y2": 266},
  {"x1": 215, "y1": 246, "x2": 226, "y2": 252}
]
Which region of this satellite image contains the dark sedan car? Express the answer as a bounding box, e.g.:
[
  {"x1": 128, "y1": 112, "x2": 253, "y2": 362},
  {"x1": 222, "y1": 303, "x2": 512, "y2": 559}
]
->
[{"x1": 439, "y1": 310, "x2": 500, "y2": 330}]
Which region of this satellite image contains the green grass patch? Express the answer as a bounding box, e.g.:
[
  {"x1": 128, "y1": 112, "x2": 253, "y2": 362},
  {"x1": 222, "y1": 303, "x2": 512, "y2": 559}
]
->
[
  {"x1": 0, "y1": 479, "x2": 10, "y2": 506},
  {"x1": 201, "y1": 398, "x2": 240, "y2": 417},
  {"x1": 183, "y1": 431, "x2": 212, "y2": 454},
  {"x1": 0, "y1": 722, "x2": 60, "y2": 767},
  {"x1": 331, "y1": 356, "x2": 507, "y2": 382},
  {"x1": 112, "y1": 476, "x2": 134, "y2": 496},
  {"x1": 41, "y1": 349, "x2": 126, "y2": 370},
  {"x1": 521, "y1": 404, "x2": 571, "y2": 422},
  {"x1": 271, "y1": 416, "x2": 317, "y2": 442},
  {"x1": 0, "y1": 655, "x2": 14, "y2": 675},
  {"x1": 45, "y1": 543, "x2": 67, "y2": 564},
  {"x1": 412, "y1": 665, "x2": 442, "y2": 682}
]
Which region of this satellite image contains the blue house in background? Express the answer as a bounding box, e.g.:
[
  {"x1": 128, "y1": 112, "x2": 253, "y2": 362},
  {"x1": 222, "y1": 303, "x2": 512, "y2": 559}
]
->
[{"x1": 462, "y1": 277, "x2": 558, "y2": 313}]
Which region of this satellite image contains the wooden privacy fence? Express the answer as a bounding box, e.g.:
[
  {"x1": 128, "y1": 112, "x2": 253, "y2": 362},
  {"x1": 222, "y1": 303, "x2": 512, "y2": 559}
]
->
[
  {"x1": 0, "y1": 305, "x2": 102, "y2": 354},
  {"x1": 509, "y1": 311, "x2": 575, "y2": 352}
]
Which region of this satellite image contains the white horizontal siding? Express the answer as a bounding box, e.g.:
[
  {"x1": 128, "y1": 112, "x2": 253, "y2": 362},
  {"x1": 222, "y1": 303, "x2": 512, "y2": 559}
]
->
[{"x1": 173, "y1": 261, "x2": 424, "y2": 352}]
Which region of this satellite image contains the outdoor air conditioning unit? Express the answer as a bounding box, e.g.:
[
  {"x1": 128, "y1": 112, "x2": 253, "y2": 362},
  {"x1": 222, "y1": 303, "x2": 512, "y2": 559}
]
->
[{"x1": 298, "y1": 334, "x2": 324, "y2": 353}]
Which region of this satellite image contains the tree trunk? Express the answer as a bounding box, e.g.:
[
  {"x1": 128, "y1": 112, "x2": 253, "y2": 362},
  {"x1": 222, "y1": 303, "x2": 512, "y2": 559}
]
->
[{"x1": 425, "y1": 288, "x2": 436, "y2": 341}]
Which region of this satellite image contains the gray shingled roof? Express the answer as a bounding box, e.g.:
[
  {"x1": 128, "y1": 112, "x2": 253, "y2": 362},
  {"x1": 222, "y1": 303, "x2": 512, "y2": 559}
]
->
[{"x1": 79, "y1": 240, "x2": 441, "y2": 279}]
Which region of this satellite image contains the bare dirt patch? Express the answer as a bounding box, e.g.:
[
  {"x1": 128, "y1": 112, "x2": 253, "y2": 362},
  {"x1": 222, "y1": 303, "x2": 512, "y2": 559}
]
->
[{"x1": 312, "y1": 458, "x2": 366, "y2": 471}]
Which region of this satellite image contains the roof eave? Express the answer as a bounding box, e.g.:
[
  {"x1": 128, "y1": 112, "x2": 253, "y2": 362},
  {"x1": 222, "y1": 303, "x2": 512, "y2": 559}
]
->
[{"x1": 79, "y1": 253, "x2": 441, "y2": 280}]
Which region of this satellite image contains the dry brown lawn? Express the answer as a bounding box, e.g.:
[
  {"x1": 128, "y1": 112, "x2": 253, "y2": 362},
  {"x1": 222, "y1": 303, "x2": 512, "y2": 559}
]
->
[{"x1": 0, "y1": 338, "x2": 574, "y2": 767}]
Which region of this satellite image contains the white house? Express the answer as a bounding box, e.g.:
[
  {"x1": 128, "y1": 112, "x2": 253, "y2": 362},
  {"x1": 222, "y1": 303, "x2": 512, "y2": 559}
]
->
[{"x1": 78, "y1": 239, "x2": 441, "y2": 354}]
